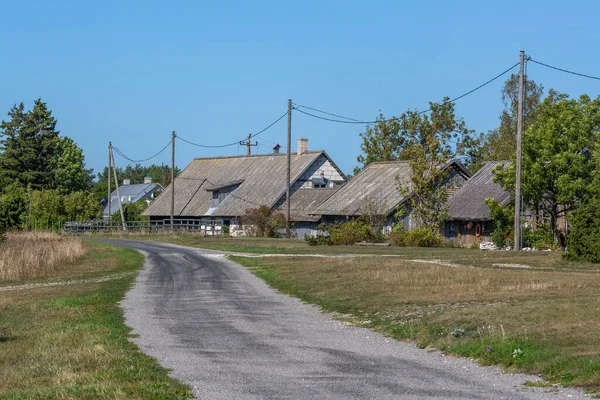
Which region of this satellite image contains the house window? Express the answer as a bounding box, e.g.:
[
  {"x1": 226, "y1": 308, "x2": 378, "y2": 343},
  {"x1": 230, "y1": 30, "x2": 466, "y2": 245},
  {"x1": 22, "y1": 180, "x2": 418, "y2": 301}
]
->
[
  {"x1": 210, "y1": 183, "x2": 241, "y2": 207},
  {"x1": 312, "y1": 176, "x2": 329, "y2": 188}
]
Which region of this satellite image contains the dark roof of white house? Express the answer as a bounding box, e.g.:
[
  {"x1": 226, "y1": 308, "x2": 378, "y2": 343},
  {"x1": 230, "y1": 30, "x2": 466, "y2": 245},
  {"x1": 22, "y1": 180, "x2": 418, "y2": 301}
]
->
[{"x1": 104, "y1": 183, "x2": 161, "y2": 217}]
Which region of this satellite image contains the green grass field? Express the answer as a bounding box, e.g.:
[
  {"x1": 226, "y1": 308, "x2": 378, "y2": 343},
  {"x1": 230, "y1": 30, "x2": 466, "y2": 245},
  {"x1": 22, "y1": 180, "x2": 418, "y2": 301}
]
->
[{"x1": 0, "y1": 241, "x2": 192, "y2": 399}]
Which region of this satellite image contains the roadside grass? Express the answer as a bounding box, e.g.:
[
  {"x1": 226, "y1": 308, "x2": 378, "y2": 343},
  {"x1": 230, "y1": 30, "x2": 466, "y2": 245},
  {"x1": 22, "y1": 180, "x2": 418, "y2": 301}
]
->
[
  {"x1": 0, "y1": 241, "x2": 192, "y2": 399},
  {"x1": 0, "y1": 231, "x2": 86, "y2": 281},
  {"x1": 231, "y1": 255, "x2": 600, "y2": 391},
  {"x1": 94, "y1": 233, "x2": 599, "y2": 270}
]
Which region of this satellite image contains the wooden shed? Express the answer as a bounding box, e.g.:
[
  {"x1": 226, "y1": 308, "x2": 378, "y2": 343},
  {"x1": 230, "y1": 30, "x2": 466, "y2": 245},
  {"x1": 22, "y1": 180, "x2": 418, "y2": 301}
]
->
[{"x1": 445, "y1": 161, "x2": 511, "y2": 247}]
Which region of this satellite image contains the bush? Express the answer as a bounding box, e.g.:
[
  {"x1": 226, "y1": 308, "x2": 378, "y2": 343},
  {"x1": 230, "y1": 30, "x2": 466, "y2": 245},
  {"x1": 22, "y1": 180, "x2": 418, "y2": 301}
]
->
[
  {"x1": 522, "y1": 226, "x2": 554, "y2": 249},
  {"x1": 389, "y1": 227, "x2": 442, "y2": 247},
  {"x1": 0, "y1": 184, "x2": 27, "y2": 229},
  {"x1": 304, "y1": 234, "x2": 331, "y2": 246},
  {"x1": 389, "y1": 232, "x2": 406, "y2": 246},
  {"x1": 564, "y1": 196, "x2": 600, "y2": 263},
  {"x1": 403, "y1": 227, "x2": 443, "y2": 247},
  {"x1": 239, "y1": 206, "x2": 286, "y2": 237},
  {"x1": 327, "y1": 220, "x2": 383, "y2": 245}
]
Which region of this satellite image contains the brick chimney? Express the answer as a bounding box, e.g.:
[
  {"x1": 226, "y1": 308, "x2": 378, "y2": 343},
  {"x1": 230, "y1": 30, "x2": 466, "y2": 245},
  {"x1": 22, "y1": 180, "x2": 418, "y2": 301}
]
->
[
  {"x1": 297, "y1": 138, "x2": 308, "y2": 155},
  {"x1": 123, "y1": 178, "x2": 130, "y2": 186},
  {"x1": 144, "y1": 176, "x2": 152, "y2": 184},
  {"x1": 273, "y1": 144, "x2": 281, "y2": 155}
]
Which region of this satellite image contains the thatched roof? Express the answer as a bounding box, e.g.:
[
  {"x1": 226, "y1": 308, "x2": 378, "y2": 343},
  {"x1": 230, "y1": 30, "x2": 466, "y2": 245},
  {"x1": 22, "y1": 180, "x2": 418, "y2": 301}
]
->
[
  {"x1": 447, "y1": 161, "x2": 511, "y2": 221},
  {"x1": 312, "y1": 160, "x2": 470, "y2": 217},
  {"x1": 143, "y1": 151, "x2": 341, "y2": 218},
  {"x1": 278, "y1": 188, "x2": 338, "y2": 222}
]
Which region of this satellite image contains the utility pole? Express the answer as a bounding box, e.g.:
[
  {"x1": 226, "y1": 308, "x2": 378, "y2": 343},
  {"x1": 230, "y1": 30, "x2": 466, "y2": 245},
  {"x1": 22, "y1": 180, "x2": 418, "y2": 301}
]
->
[
  {"x1": 107, "y1": 142, "x2": 112, "y2": 228},
  {"x1": 240, "y1": 133, "x2": 258, "y2": 156},
  {"x1": 286, "y1": 99, "x2": 292, "y2": 239},
  {"x1": 171, "y1": 131, "x2": 176, "y2": 229},
  {"x1": 514, "y1": 50, "x2": 525, "y2": 251},
  {"x1": 110, "y1": 147, "x2": 126, "y2": 229}
]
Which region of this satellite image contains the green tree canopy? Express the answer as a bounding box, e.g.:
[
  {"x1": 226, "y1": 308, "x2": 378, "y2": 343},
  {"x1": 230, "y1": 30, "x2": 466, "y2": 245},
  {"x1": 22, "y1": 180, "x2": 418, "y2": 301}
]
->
[
  {"x1": 476, "y1": 74, "x2": 544, "y2": 166},
  {"x1": 393, "y1": 99, "x2": 476, "y2": 230},
  {"x1": 54, "y1": 137, "x2": 94, "y2": 193},
  {"x1": 0, "y1": 99, "x2": 92, "y2": 194},
  {"x1": 494, "y1": 93, "x2": 600, "y2": 243}
]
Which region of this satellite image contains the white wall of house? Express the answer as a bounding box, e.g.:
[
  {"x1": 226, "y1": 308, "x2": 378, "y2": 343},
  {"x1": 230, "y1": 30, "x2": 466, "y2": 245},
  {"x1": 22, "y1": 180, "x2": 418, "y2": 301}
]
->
[{"x1": 292, "y1": 154, "x2": 345, "y2": 190}]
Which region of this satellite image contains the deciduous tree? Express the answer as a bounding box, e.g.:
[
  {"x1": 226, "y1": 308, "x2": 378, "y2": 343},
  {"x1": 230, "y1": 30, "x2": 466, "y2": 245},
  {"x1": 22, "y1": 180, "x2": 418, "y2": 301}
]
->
[{"x1": 494, "y1": 93, "x2": 600, "y2": 244}]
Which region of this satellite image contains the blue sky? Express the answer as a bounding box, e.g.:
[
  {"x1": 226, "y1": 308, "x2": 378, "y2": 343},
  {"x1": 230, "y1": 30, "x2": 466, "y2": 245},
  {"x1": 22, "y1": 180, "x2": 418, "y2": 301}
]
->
[{"x1": 1, "y1": 0, "x2": 599, "y2": 177}]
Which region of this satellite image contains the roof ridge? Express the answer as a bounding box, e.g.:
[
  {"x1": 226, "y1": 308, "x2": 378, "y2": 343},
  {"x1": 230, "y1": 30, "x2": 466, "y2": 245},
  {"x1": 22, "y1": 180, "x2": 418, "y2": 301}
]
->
[{"x1": 192, "y1": 150, "x2": 323, "y2": 161}]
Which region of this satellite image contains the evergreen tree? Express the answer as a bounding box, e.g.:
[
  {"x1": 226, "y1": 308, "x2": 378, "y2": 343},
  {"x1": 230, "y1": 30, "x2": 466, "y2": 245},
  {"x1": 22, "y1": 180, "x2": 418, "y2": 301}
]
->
[
  {"x1": 0, "y1": 99, "x2": 61, "y2": 190},
  {"x1": 54, "y1": 137, "x2": 94, "y2": 193}
]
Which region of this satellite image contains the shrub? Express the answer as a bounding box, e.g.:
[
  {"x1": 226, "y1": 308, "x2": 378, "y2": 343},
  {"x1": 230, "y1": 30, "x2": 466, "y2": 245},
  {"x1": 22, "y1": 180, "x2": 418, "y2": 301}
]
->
[
  {"x1": 389, "y1": 232, "x2": 406, "y2": 247},
  {"x1": 486, "y1": 198, "x2": 514, "y2": 247},
  {"x1": 304, "y1": 234, "x2": 331, "y2": 246},
  {"x1": 327, "y1": 220, "x2": 382, "y2": 245},
  {"x1": 239, "y1": 206, "x2": 286, "y2": 237},
  {"x1": 403, "y1": 227, "x2": 442, "y2": 247},
  {"x1": 0, "y1": 184, "x2": 27, "y2": 229},
  {"x1": 522, "y1": 225, "x2": 554, "y2": 249},
  {"x1": 221, "y1": 225, "x2": 230, "y2": 235},
  {"x1": 564, "y1": 196, "x2": 600, "y2": 263}
]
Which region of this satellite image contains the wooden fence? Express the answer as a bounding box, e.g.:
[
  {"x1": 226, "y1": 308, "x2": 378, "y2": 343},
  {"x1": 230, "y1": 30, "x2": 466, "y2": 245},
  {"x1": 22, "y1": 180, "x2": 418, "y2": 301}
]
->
[{"x1": 63, "y1": 219, "x2": 225, "y2": 235}]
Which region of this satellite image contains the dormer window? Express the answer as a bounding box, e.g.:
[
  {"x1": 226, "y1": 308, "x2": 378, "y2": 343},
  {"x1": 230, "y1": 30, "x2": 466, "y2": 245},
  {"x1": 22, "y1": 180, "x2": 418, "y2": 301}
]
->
[
  {"x1": 312, "y1": 176, "x2": 328, "y2": 188},
  {"x1": 205, "y1": 179, "x2": 244, "y2": 207}
]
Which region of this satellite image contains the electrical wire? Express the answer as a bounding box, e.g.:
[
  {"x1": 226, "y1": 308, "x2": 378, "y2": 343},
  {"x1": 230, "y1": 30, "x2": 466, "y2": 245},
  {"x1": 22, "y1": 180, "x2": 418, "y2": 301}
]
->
[
  {"x1": 176, "y1": 111, "x2": 288, "y2": 148},
  {"x1": 293, "y1": 104, "x2": 364, "y2": 122},
  {"x1": 529, "y1": 58, "x2": 600, "y2": 81},
  {"x1": 111, "y1": 140, "x2": 172, "y2": 164},
  {"x1": 294, "y1": 61, "x2": 520, "y2": 125}
]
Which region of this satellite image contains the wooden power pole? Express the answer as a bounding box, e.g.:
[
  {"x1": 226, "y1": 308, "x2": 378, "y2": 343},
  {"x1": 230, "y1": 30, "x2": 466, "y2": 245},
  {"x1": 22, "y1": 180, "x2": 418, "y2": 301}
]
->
[
  {"x1": 107, "y1": 142, "x2": 112, "y2": 228},
  {"x1": 286, "y1": 99, "x2": 292, "y2": 239},
  {"x1": 514, "y1": 50, "x2": 525, "y2": 251},
  {"x1": 240, "y1": 133, "x2": 257, "y2": 156},
  {"x1": 171, "y1": 131, "x2": 176, "y2": 229},
  {"x1": 109, "y1": 147, "x2": 126, "y2": 229}
]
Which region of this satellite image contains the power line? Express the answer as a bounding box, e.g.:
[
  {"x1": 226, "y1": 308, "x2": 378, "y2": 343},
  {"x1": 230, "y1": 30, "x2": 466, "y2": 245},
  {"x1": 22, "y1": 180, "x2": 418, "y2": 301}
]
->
[
  {"x1": 112, "y1": 140, "x2": 172, "y2": 164},
  {"x1": 529, "y1": 58, "x2": 600, "y2": 81},
  {"x1": 294, "y1": 61, "x2": 520, "y2": 125},
  {"x1": 176, "y1": 111, "x2": 288, "y2": 148},
  {"x1": 293, "y1": 104, "x2": 364, "y2": 122}
]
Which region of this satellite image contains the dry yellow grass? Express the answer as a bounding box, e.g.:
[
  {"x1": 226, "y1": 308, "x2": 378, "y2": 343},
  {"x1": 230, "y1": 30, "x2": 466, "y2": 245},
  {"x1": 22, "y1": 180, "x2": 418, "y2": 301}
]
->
[
  {"x1": 0, "y1": 231, "x2": 86, "y2": 281},
  {"x1": 237, "y1": 255, "x2": 600, "y2": 388}
]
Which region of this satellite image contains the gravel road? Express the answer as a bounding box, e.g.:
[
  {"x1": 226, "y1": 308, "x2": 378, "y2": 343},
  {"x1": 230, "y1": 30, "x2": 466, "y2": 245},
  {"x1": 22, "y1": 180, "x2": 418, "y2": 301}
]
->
[{"x1": 105, "y1": 239, "x2": 588, "y2": 399}]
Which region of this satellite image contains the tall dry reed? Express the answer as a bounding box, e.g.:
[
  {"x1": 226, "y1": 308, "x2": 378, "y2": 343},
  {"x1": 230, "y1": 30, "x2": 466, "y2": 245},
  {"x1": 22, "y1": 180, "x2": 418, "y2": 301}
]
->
[{"x1": 0, "y1": 231, "x2": 86, "y2": 281}]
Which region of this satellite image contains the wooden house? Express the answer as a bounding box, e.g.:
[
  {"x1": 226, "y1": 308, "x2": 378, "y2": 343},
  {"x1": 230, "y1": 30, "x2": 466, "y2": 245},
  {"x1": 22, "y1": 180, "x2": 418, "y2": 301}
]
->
[
  {"x1": 311, "y1": 160, "x2": 471, "y2": 233},
  {"x1": 445, "y1": 161, "x2": 511, "y2": 247},
  {"x1": 142, "y1": 139, "x2": 346, "y2": 237}
]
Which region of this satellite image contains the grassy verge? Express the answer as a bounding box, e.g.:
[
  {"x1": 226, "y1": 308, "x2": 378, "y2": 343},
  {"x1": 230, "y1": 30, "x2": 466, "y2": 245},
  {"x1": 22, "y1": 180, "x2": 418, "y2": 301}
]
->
[
  {"x1": 231, "y1": 255, "x2": 600, "y2": 392},
  {"x1": 106, "y1": 234, "x2": 599, "y2": 270},
  {"x1": 0, "y1": 241, "x2": 192, "y2": 399}
]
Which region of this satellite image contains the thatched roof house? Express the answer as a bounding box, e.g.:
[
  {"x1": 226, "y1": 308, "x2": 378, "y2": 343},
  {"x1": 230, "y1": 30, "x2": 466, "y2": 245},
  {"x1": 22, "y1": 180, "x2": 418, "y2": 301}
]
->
[
  {"x1": 312, "y1": 159, "x2": 471, "y2": 231},
  {"x1": 444, "y1": 161, "x2": 511, "y2": 246},
  {"x1": 143, "y1": 143, "x2": 346, "y2": 236}
]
